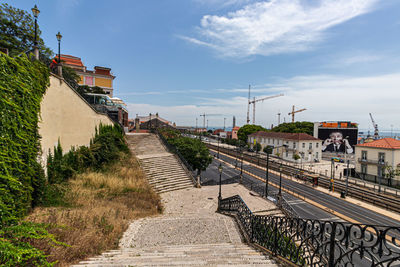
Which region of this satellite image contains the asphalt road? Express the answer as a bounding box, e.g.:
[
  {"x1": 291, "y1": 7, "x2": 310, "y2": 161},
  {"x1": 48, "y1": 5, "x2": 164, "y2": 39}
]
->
[
  {"x1": 203, "y1": 150, "x2": 400, "y2": 227},
  {"x1": 201, "y1": 151, "x2": 400, "y2": 266}
]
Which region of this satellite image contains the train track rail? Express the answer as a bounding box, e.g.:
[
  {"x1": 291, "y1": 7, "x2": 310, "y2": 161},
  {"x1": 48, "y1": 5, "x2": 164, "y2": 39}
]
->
[{"x1": 206, "y1": 143, "x2": 400, "y2": 214}]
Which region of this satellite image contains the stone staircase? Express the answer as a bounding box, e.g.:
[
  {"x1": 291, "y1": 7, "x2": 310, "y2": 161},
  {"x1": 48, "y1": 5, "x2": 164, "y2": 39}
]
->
[
  {"x1": 72, "y1": 243, "x2": 275, "y2": 266},
  {"x1": 126, "y1": 134, "x2": 194, "y2": 194}
]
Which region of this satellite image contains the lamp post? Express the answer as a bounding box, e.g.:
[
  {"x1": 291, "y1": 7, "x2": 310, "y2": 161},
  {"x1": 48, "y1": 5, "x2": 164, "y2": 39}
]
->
[
  {"x1": 196, "y1": 152, "x2": 201, "y2": 188},
  {"x1": 218, "y1": 163, "x2": 223, "y2": 200},
  {"x1": 330, "y1": 158, "x2": 334, "y2": 192},
  {"x1": 56, "y1": 32, "x2": 62, "y2": 76},
  {"x1": 217, "y1": 136, "x2": 220, "y2": 159},
  {"x1": 278, "y1": 163, "x2": 283, "y2": 196},
  {"x1": 265, "y1": 146, "x2": 272, "y2": 198},
  {"x1": 345, "y1": 159, "x2": 349, "y2": 196},
  {"x1": 31, "y1": 5, "x2": 40, "y2": 60},
  {"x1": 240, "y1": 144, "x2": 243, "y2": 183}
]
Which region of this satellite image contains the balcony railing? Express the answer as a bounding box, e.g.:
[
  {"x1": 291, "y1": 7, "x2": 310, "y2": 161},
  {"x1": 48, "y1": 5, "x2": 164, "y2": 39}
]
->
[{"x1": 358, "y1": 158, "x2": 386, "y2": 165}]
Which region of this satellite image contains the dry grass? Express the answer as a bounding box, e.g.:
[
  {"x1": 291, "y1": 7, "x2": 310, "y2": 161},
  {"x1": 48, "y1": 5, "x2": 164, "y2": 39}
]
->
[{"x1": 25, "y1": 154, "x2": 162, "y2": 266}]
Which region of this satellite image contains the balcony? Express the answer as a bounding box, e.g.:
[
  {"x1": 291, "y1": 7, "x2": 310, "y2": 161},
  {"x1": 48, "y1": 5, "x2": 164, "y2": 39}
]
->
[{"x1": 358, "y1": 158, "x2": 386, "y2": 165}]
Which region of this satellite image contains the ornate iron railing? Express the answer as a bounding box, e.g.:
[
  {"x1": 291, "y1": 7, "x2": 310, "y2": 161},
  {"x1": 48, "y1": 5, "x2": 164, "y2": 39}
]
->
[{"x1": 219, "y1": 195, "x2": 400, "y2": 266}]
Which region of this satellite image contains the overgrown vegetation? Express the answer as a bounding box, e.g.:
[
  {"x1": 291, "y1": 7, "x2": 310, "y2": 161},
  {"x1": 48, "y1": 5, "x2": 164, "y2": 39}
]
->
[
  {"x1": 0, "y1": 53, "x2": 49, "y2": 226},
  {"x1": 271, "y1": 121, "x2": 314, "y2": 136},
  {"x1": 26, "y1": 153, "x2": 161, "y2": 266},
  {"x1": 237, "y1": 124, "x2": 267, "y2": 143},
  {"x1": 159, "y1": 129, "x2": 212, "y2": 173}
]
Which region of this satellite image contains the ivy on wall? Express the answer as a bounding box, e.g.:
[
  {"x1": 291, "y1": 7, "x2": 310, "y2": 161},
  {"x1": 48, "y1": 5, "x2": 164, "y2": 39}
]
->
[{"x1": 0, "y1": 53, "x2": 49, "y2": 226}]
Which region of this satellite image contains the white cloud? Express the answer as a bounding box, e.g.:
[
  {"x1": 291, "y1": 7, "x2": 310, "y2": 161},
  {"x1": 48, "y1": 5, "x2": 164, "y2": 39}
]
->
[
  {"x1": 126, "y1": 72, "x2": 400, "y2": 130},
  {"x1": 183, "y1": 0, "x2": 378, "y2": 58}
]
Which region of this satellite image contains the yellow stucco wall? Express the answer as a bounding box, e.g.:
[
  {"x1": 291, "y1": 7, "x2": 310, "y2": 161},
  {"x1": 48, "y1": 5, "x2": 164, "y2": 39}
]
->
[
  {"x1": 38, "y1": 74, "x2": 113, "y2": 166},
  {"x1": 95, "y1": 77, "x2": 112, "y2": 88},
  {"x1": 78, "y1": 75, "x2": 84, "y2": 85}
]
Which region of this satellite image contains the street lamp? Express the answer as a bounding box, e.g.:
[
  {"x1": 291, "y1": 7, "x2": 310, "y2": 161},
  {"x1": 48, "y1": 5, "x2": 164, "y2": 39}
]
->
[
  {"x1": 31, "y1": 5, "x2": 40, "y2": 60},
  {"x1": 56, "y1": 31, "x2": 62, "y2": 63},
  {"x1": 345, "y1": 159, "x2": 349, "y2": 196},
  {"x1": 218, "y1": 163, "x2": 223, "y2": 200},
  {"x1": 265, "y1": 146, "x2": 272, "y2": 198},
  {"x1": 240, "y1": 143, "x2": 243, "y2": 183},
  {"x1": 196, "y1": 152, "x2": 201, "y2": 188},
  {"x1": 217, "y1": 136, "x2": 220, "y2": 159},
  {"x1": 278, "y1": 163, "x2": 283, "y2": 196}
]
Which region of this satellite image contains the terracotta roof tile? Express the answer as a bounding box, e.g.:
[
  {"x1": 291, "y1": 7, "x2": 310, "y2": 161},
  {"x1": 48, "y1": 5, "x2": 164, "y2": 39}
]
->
[
  {"x1": 356, "y1": 138, "x2": 400, "y2": 149},
  {"x1": 248, "y1": 131, "x2": 320, "y2": 141}
]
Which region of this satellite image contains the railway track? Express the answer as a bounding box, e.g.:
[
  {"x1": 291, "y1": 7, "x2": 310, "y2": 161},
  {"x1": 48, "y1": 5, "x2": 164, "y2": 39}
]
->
[{"x1": 206, "y1": 143, "x2": 400, "y2": 214}]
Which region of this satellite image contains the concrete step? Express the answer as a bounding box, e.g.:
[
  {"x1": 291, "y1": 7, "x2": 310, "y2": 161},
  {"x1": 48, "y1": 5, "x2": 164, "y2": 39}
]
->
[
  {"x1": 157, "y1": 184, "x2": 194, "y2": 194},
  {"x1": 149, "y1": 177, "x2": 192, "y2": 186},
  {"x1": 72, "y1": 243, "x2": 276, "y2": 266}
]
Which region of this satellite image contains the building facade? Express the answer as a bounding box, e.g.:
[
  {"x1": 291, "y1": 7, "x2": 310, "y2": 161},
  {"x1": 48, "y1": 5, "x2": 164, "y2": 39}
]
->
[
  {"x1": 355, "y1": 138, "x2": 400, "y2": 186},
  {"x1": 59, "y1": 55, "x2": 116, "y2": 97},
  {"x1": 248, "y1": 131, "x2": 322, "y2": 163}
]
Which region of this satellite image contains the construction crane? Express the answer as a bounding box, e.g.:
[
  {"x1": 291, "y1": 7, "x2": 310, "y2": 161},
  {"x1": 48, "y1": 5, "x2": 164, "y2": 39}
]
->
[
  {"x1": 246, "y1": 85, "x2": 251, "y2": 124},
  {"x1": 288, "y1": 105, "x2": 306, "y2": 123},
  {"x1": 369, "y1": 113, "x2": 379, "y2": 140},
  {"x1": 200, "y1": 113, "x2": 222, "y2": 130},
  {"x1": 246, "y1": 85, "x2": 283, "y2": 124}
]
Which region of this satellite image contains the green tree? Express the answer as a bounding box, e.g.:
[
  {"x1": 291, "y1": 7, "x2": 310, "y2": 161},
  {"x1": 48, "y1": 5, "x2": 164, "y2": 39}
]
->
[
  {"x1": 62, "y1": 65, "x2": 80, "y2": 90},
  {"x1": 263, "y1": 145, "x2": 273, "y2": 154},
  {"x1": 237, "y1": 124, "x2": 267, "y2": 143},
  {"x1": 168, "y1": 137, "x2": 212, "y2": 172},
  {"x1": 293, "y1": 154, "x2": 300, "y2": 160},
  {"x1": 254, "y1": 142, "x2": 261, "y2": 152},
  {"x1": 384, "y1": 164, "x2": 400, "y2": 187},
  {"x1": 272, "y1": 122, "x2": 314, "y2": 136},
  {"x1": 0, "y1": 3, "x2": 53, "y2": 59}
]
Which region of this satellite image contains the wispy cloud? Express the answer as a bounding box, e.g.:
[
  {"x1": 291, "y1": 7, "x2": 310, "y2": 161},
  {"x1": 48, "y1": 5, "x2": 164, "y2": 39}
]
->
[
  {"x1": 126, "y1": 72, "x2": 400, "y2": 129},
  {"x1": 182, "y1": 0, "x2": 378, "y2": 58}
]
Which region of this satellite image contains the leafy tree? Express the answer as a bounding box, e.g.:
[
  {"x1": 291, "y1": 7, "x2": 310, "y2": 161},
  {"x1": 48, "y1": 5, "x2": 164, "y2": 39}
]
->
[
  {"x1": 237, "y1": 124, "x2": 267, "y2": 143},
  {"x1": 168, "y1": 137, "x2": 212, "y2": 172},
  {"x1": 293, "y1": 154, "x2": 300, "y2": 160},
  {"x1": 263, "y1": 145, "x2": 273, "y2": 154},
  {"x1": 384, "y1": 164, "x2": 400, "y2": 187},
  {"x1": 0, "y1": 3, "x2": 53, "y2": 59},
  {"x1": 62, "y1": 65, "x2": 80, "y2": 90},
  {"x1": 91, "y1": 86, "x2": 106, "y2": 94},
  {"x1": 271, "y1": 122, "x2": 314, "y2": 136},
  {"x1": 254, "y1": 142, "x2": 262, "y2": 152}
]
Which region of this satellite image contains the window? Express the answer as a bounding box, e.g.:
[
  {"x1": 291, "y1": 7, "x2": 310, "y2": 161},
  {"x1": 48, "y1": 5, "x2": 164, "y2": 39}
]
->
[
  {"x1": 316, "y1": 142, "x2": 319, "y2": 148},
  {"x1": 316, "y1": 152, "x2": 319, "y2": 159},
  {"x1": 309, "y1": 143, "x2": 312, "y2": 149},
  {"x1": 302, "y1": 143, "x2": 305, "y2": 148},
  {"x1": 273, "y1": 139, "x2": 275, "y2": 144},
  {"x1": 361, "y1": 151, "x2": 367, "y2": 160},
  {"x1": 293, "y1": 142, "x2": 296, "y2": 149},
  {"x1": 268, "y1": 138, "x2": 270, "y2": 143},
  {"x1": 378, "y1": 152, "x2": 385, "y2": 164},
  {"x1": 361, "y1": 164, "x2": 367, "y2": 174},
  {"x1": 285, "y1": 151, "x2": 289, "y2": 157}
]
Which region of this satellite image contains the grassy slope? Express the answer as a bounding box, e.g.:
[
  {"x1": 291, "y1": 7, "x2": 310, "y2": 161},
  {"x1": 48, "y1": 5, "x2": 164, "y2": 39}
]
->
[{"x1": 25, "y1": 154, "x2": 162, "y2": 266}]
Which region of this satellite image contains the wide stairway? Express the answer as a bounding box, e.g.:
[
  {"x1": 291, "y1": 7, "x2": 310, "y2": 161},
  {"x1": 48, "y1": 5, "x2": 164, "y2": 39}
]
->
[
  {"x1": 126, "y1": 133, "x2": 193, "y2": 193},
  {"x1": 72, "y1": 243, "x2": 274, "y2": 266}
]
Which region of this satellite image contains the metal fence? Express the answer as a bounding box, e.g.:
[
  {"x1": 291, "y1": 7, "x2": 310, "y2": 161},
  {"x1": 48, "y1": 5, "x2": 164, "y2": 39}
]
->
[{"x1": 219, "y1": 195, "x2": 400, "y2": 267}]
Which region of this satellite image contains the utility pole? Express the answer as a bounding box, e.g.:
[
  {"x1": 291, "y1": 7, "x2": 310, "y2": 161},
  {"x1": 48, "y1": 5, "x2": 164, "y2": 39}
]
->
[
  {"x1": 246, "y1": 85, "x2": 251, "y2": 124},
  {"x1": 195, "y1": 117, "x2": 198, "y2": 133},
  {"x1": 223, "y1": 118, "x2": 226, "y2": 131}
]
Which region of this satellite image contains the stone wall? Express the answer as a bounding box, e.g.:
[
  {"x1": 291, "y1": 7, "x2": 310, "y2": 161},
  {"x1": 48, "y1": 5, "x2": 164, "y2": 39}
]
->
[{"x1": 38, "y1": 74, "x2": 113, "y2": 165}]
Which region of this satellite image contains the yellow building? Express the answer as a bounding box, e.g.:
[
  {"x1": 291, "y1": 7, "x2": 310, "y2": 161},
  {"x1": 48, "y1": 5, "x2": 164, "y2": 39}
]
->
[{"x1": 59, "y1": 55, "x2": 116, "y2": 97}]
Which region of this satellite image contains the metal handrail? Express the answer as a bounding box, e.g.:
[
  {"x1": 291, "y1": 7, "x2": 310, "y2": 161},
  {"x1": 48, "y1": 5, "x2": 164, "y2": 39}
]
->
[{"x1": 219, "y1": 195, "x2": 400, "y2": 267}]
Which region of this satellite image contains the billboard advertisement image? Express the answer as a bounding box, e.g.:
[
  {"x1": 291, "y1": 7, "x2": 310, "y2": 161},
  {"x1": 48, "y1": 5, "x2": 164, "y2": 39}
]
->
[{"x1": 318, "y1": 128, "x2": 358, "y2": 154}]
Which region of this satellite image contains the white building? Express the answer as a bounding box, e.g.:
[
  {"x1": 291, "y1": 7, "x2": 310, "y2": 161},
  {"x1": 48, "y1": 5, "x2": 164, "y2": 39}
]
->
[
  {"x1": 355, "y1": 138, "x2": 400, "y2": 186},
  {"x1": 248, "y1": 131, "x2": 322, "y2": 163}
]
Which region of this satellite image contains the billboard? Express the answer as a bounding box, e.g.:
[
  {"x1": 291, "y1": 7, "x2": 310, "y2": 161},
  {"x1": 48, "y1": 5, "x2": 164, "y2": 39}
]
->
[{"x1": 318, "y1": 128, "x2": 358, "y2": 154}]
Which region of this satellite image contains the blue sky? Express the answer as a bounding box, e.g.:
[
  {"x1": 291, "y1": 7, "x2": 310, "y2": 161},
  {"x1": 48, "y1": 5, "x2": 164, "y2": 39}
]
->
[{"x1": 7, "y1": 0, "x2": 400, "y2": 131}]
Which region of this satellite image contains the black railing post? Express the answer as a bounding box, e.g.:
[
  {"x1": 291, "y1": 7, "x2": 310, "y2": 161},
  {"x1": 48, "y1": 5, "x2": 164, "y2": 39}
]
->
[{"x1": 328, "y1": 222, "x2": 337, "y2": 267}]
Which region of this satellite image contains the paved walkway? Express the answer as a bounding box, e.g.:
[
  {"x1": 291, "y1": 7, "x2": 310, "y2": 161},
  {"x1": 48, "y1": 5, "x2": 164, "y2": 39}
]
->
[{"x1": 73, "y1": 184, "x2": 280, "y2": 266}]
